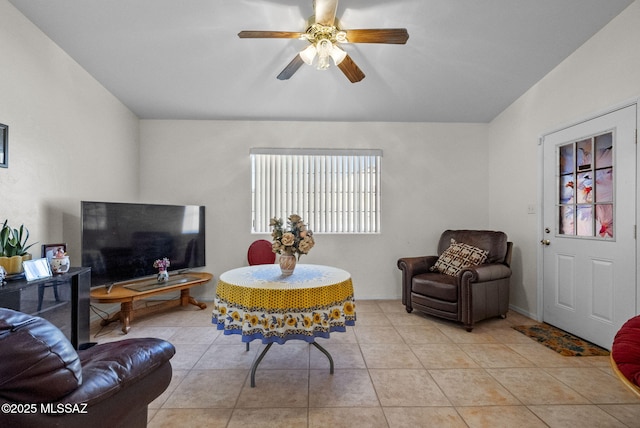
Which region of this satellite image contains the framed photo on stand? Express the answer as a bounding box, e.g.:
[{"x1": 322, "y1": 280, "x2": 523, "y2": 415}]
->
[
  {"x1": 42, "y1": 243, "x2": 67, "y2": 264},
  {"x1": 23, "y1": 258, "x2": 53, "y2": 281}
]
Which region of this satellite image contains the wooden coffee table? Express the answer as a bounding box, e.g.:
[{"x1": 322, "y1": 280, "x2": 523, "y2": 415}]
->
[{"x1": 90, "y1": 272, "x2": 212, "y2": 333}]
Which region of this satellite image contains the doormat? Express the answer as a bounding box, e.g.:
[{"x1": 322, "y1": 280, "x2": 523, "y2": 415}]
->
[{"x1": 512, "y1": 323, "x2": 610, "y2": 356}]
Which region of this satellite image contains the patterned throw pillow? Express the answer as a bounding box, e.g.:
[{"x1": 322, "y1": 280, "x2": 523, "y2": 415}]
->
[{"x1": 430, "y1": 239, "x2": 488, "y2": 276}]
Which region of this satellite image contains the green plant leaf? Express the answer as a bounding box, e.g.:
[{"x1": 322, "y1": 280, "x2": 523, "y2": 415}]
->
[
  {"x1": 0, "y1": 221, "x2": 10, "y2": 257},
  {"x1": 0, "y1": 221, "x2": 35, "y2": 257}
]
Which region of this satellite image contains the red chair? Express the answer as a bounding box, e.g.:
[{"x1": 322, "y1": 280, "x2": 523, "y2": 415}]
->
[
  {"x1": 611, "y1": 315, "x2": 640, "y2": 398},
  {"x1": 247, "y1": 240, "x2": 275, "y2": 265}
]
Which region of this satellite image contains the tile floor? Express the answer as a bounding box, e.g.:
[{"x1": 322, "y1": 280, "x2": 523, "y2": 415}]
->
[{"x1": 90, "y1": 300, "x2": 640, "y2": 427}]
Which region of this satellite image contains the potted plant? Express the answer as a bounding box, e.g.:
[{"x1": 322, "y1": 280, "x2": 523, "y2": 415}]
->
[{"x1": 0, "y1": 220, "x2": 36, "y2": 275}]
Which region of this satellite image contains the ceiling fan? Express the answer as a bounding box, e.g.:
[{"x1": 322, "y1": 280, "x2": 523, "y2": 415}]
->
[{"x1": 238, "y1": 0, "x2": 409, "y2": 83}]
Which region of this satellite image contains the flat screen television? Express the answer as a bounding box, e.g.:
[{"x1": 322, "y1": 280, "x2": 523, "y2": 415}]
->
[{"x1": 81, "y1": 201, "x2": 206, "y2": 287}]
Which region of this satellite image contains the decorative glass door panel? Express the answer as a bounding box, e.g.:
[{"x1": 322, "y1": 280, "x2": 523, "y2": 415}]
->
[{"x1": 557, "y1": 131, "x2": 614, "y2": 239}]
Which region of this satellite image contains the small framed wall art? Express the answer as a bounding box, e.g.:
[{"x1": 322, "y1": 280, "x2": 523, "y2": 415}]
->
[{"x1": 0, "y1": 123, "x2": 7, "y2": 168}]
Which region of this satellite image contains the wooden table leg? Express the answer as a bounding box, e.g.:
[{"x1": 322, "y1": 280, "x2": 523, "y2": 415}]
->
[
  {"x1": 120, "y1": 301, "x2": 133, "y2": 334},
  {"x1": 180, "y1": 289, "x2": 207, "y2": 309},
  {"x1": 99, "y1": 301, "x2": 132, "y2": 334}
]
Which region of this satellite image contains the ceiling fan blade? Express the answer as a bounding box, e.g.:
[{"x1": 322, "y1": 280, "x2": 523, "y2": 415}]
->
[
  {"x1": 314, "y1": 0, "x2": 338, "y2": 26},
  {"x1": 337, "y1": 55, "x2": 365, "y2": 83},
  {"x1": 277, "y1": 55, "x2": 305, "y2": 80},
  {"x1": 238, "y1": 31, "x2": 304, "y2": 39},
  {"x1": 345, "y1": 29, "x2": 409, "y2": 44}
]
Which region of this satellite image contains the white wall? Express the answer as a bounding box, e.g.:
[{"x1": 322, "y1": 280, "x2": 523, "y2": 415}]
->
[
  {"x1": 9, "y1": 0, "x2": 636, "y2": 313},
  {"x1": 139, "y1": 120, "x2": 490, "y2": 300},
  {"x1": 0, "y1": 0, "x2": 140, "y2": 264},
  {"x1": 1, "y1": 0, "x2": 493, "y2": 305},
  {"x1": 488, "y1": 1, "x2": 640, "y2": 318}
]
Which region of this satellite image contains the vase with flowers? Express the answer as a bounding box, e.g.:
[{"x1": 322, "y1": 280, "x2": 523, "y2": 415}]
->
[
  {"x1": 270, "y1": 214, "x2": 314, "y2": 276},
  {"x1": 153, "y1": 257, "x2": 170, "y2": 282}
]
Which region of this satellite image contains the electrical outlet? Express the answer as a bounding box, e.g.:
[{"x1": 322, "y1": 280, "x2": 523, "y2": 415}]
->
[{"x1": 527, "y1": 204, "x2": 536, "y2": 214}]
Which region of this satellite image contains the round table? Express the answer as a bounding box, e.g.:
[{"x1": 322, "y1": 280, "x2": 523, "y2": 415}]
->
[{"x1": 212, "y1": 264, "x2": 356, "y2": 386}]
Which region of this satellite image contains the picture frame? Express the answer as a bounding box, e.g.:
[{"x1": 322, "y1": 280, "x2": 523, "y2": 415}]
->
[
  {"x1": 23, "y1": 258, "x2": 53, "y2": 281},
  {"x1": 42, "y1": 243, "x2": 67, "y2": 263},
  {"x1": 0, "y1": 123, "x2": 7, "y2": 168}
]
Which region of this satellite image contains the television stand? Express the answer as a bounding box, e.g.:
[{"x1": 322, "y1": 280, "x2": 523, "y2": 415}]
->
[
  {"x1": 0, "y1": 267, "x2": 91, "y2": 349},
  {"x1": 90, "y1": 272, "x2": 212, "y2": 334}
]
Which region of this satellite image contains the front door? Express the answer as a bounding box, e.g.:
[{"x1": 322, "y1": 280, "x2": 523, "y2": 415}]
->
[{"x1": 542, "y1": 104, "x2": 637, "y2": 349}]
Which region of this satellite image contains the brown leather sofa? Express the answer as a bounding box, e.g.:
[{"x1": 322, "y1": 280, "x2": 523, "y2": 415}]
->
[
  {"x1": 0, "y1": 307, "x2": 175, "y2": 428},
  {"x1": 397, "y1": 230, "x2": 512, "y2": 331}
]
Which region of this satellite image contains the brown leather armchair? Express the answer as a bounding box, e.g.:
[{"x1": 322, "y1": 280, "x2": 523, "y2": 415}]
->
[
  {"x1": 397, "y1": 230, "x2": 512, "y2": 331},
  {"x1": 0, "y1": 308, "x2": 175, "y2": 428}
]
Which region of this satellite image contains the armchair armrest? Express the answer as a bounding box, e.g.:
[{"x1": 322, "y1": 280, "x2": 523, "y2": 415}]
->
[
  {"x1": 459, "y1": 263, "x2": 512, "y2": 283},
  {"x1": 397, "y1": 256, "x2": 438, "y2": 276},
  {"x1": 397, "y1": 256, "x2": 438, "y2": 307}
]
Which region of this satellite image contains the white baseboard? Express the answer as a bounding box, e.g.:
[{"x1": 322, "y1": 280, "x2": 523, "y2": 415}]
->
[{"x1": 509, "y1": 304, "x2": 540, "y2": 322}]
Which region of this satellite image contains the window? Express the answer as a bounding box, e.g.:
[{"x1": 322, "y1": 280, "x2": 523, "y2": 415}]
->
[
  {"x1": 251, "y1": 148, "x2": 382, "y2": 233},
  {"x1": 557, "y1": 132, "x2": 613, "y2": 238}
]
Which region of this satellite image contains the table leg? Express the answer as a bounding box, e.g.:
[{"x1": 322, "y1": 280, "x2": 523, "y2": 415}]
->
[
  {"x1": 99, "y1": 301, "x2": 132, "y2": 334},
  {"x1": 311, "y1": 342, "x2": 334, "y2": 374},
  {"x1": 180, "y1": 289, "x2": 207, "y2": 309},
  {"x1": 249, "y1": 341, "x2": 335, "y2": 388},
  {"x1": 250, "y1": 343, "x2": 273, "y2": 387},
  {"x1": 120, "y1": 301, "x2": 133, "y2": 334}
]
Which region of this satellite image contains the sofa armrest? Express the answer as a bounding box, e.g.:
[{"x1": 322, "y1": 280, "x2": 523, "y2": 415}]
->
[
  {"x1": 0, "y1": 308, "x2": 82, "y2": 403},
  {"x1": 0, "y1": 346, "x2": 174, "y2": 428},
  {"x1": 62, "y1": 338, "x2": 175, "y2": 406}
]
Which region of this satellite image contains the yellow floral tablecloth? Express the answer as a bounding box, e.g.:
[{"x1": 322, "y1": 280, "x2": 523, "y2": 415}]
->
[{"x1": 212, "y1": 264, "x2": 356, "y2": 344}]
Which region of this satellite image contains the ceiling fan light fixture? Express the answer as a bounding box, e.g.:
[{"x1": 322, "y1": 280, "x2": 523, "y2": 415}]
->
[
  {"x1": 316, "y1": 38, "x2": 333, "y2": 70},
  {"x1": 317, "y1": 55, "x2": 330, "y2": 70},
  {"x1": 300, "y1": 38, "x2": 346, "y2": 70},
  {"x1": 330, "y1": 44, "x2": 347, "y2": 65},
  {"x1": 300, "y1": 44, "x2": 317, "y2": 65}
]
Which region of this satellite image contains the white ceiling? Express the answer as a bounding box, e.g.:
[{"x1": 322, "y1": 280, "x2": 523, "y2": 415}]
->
[{"x1": 9, "y1": 0, "x2": 634, "y2": 122}]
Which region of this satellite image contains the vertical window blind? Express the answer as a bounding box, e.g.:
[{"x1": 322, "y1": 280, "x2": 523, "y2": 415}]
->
[{"x1": 251, "y1": 148, "x2": 382, "y2": 234}]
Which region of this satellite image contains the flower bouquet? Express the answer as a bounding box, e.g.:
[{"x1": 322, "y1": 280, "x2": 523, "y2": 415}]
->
[
  {"x1": 270, "y1": 214, "x2": 314, "y2": 259},
  {"x1": 153, "y1": 257, "x2": 170, "y2": 281}
]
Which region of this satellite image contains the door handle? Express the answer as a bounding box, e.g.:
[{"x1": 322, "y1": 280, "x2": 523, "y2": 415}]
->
[{"x1": 540, "y1": 239, "x2": 550, "y2": 246}]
